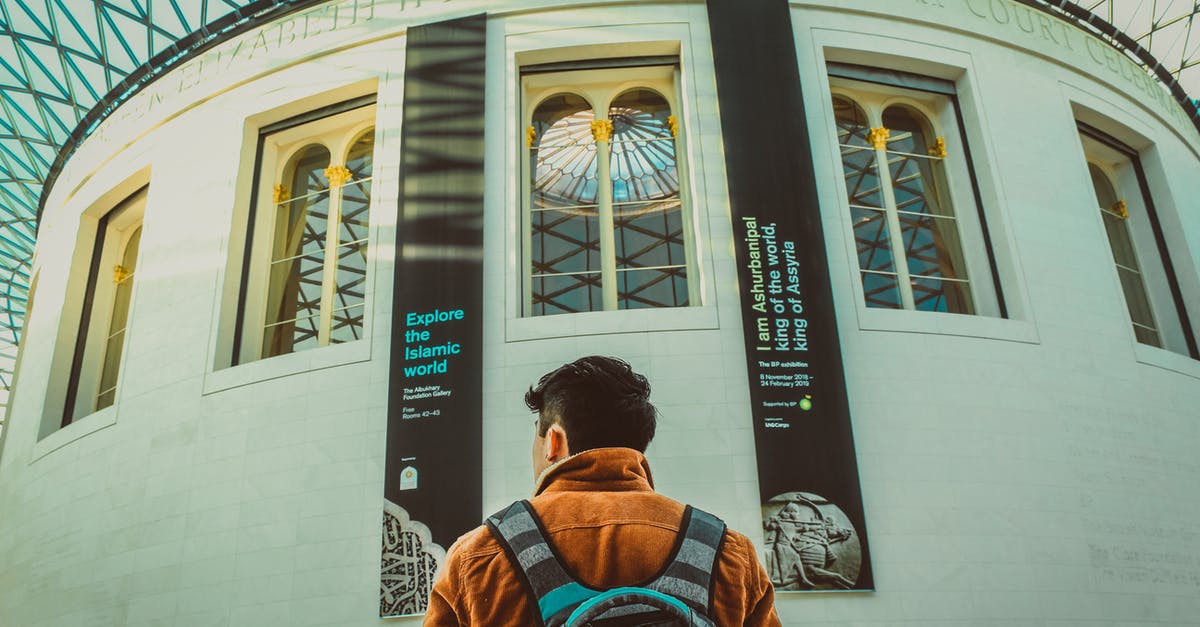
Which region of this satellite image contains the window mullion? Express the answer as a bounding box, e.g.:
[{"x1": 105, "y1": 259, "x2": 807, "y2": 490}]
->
[
  {"x1": 318, "y1": 174, "x2": 343, "y2": 346},
  {"x1": 874, "y1": 128, "x2": 915, "y2": 310},
  {"x1": 596, "y1": 120, "x2": 618, "y2": 311}
]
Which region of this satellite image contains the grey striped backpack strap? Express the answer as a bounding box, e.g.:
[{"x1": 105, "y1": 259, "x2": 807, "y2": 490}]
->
[
  {"x1": 646, "y1": 506, "x2": 726, "y2": 616},
  {"x1": 486, "y1": 500, "x2": 726, "y2": 627},
  {"x1": 486, "y1": 500, "x2": 579, "y2": 626}
]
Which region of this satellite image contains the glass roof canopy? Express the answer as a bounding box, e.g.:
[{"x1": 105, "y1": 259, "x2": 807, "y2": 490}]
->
[{"x1": 0, "y1": 0, "x2": 1198, "y2": 413}]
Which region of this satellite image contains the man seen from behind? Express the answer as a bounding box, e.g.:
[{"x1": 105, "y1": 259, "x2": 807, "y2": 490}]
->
[{"x1": 426, "y1": 355, "x2": 780, "y2": 626}]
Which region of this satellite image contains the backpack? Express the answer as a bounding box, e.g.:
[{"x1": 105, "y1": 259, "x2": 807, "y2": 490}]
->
[{"x1": 486, "y1": 500, "x2": 725, "y2": 627}]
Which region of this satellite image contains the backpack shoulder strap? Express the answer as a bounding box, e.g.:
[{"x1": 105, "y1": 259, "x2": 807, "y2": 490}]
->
[
  {"x1": 486, "y1": 500, "x2": 594, "y2": 627},
  {"x1": 647, "y1": 505, "x2": 727, "y2": 615}
]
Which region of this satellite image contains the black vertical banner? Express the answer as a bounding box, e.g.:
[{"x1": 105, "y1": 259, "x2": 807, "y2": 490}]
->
[
  {"x1": 381, "y1": 14, "x2": 486, "y2": 617},
  {"x1": 707, "y1": 0, "x2": 873, "y2": 591}
]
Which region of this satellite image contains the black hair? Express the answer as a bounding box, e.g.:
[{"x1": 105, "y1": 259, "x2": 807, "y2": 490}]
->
[{"x1": 525, "y1": 356, "x2": 657, "y2": 453}]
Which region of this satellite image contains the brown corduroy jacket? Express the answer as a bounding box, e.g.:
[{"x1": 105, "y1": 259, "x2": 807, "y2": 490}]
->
[{"x1": 425, "y1": 448, "x2": 781, "y2": 626}]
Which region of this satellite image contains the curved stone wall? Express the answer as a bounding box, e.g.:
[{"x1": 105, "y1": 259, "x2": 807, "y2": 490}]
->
[{"x1": 1, "y1": 1, "x2": 1197, "y2": 625}]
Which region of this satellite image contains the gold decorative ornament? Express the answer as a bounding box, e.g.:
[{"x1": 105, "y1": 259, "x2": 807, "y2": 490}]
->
[
  {"x1": 590, "y1": 119, "x2": 614, "y2": 143},
  {"x1": 667, "y1": 115, "x2": 678, "y2": 138},
  {"x1": 113, "y1": 265, "x2": 130, "y2": 284},
  {"x1": 868, "y1": 126, "x2": 890, "y2": 150},
  {"x1": 272, "y1": 184, "x2": 290, "y2": 203},
  {"x1": 526, "y1": 125, "x2": 536, "y2": 148},
  {"x1": 928, "y1": 137, "x2": 947, "y2": 158},
  {"x1": 323, "y1": 164, "x2": 352, "y2": 188},
  {"x1": 1111, "y1": 200, "x2": 1128, "y2": 219}
]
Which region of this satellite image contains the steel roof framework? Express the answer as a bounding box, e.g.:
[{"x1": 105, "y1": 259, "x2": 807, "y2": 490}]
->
[{"x1": 0, "y1": 0, "x2": 1198, "y2": 418}]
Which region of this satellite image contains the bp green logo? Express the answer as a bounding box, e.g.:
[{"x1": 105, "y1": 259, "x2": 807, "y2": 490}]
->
[{"x1": 799, "y1": 395, "x2": 813, "y2": 411}]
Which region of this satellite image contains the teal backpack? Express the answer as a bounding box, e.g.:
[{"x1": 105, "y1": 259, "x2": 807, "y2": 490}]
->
[{"x1": 486, "y1": 500, "x2": 725, "y2": 627}]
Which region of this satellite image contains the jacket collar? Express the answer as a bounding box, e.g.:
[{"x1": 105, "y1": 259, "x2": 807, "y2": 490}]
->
[{"x1": 533, "y1": 447, "x2": 656, "y2": 497}]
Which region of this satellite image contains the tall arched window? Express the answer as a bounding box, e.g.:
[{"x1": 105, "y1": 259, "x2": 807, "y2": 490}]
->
[
  {"x1": 264, "y1": 144, "x2": 331, "y2": 356},
  {"x1": 334, "y1": 128, "x2": 374, "y2": 343},
  {"x1": 524, "y1": 66, "x2": 693, "y2": 316},
  {"x1": 233, "y1": 100, "x2": 377, "y2": 365},
  {"x1": 831, "y1": 74, "x2": 995, "y2": 316},
  {"x1": 1076, "y1": 123, "x2": 1197, "y2": 357},
  {"x1": 97, "y1": 225, "x2": 141, "y2": 410},
  {"x1": 529, "y1": 93, "x2": 601, "y2": 314},
  {"x1": 1088, "y1": 162, "x2": 1159, "y2": 347},
  {"x1": 63, "y1": 188, "x2": 146, "y2": 425},
  {"x1": 835, "y1": 95, "x2": 896, "y2": 309},
  {"x1": 880, "y1": 105, "x2": 971, "y2": 313},
  {"x1": 609, "y1": 88, "x2": 687, "y2": 310}
]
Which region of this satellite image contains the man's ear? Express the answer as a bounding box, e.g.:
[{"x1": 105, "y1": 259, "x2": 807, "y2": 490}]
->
[{"x1": 545, "y1": 423, "x2": 570, "y2": 462}]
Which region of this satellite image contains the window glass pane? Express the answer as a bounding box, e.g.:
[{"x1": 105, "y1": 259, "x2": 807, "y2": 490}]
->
[
  {"x1": 262, "y1": 312, "x2": 321, "y2": 357},
  {"x1": 882, "y1": 106, "x2": 932, "y2": 154},
  {"x1": 618, "y1": 268, "x2": 688, "y2": 309},
  {"x1": 97, "y1": 329, "x2": 123, "y2": 411},
  {"x1": 263, "y1": 250, "x2": 325, "y2": 358},
  {"x1": 884, "y1": 105, "x2": 972, "y2": 312},
  {"x1": 850, "y1": 207, "x2": 895, "y2": 272},
  {"x1": 346, "y1": 128, "x2": 374, "y2": 181},
  {"x1": 835, "y1": 97, "x2": 883, "y2": 209},
  {"x1": 614, "y1": 200, "x2": 685, "y2": 269},
  {"x1": 266, "y1": 145, "x2": 330, "y2": 351},
  {"x1": 330, "y1": 304, "x2": 365, "y2": 344},
  {"x1": 531, "y1": 94, "x2": 598, "y2": 208},
  {"x1": 97, "y1": 226, "x2": 141, "y2": 409},
  {"x1": 833, "y1": 96, "x2": 872, "y2": 149},
  {"x1": 340, "y1": 180, "x2": 371, "y2": 245},
  {"x1": 333, "y1": 145, "x2": 369, "y2": 343},
  {"x1": 288, "y1": 144, "x2": 332, "y2": 200},
  {"x1": 532, "y1": 95, "x2": 602, "y2": 315},
  {"x1": 883, "y1": 106, "x2": 951, "y2": 217},
  {"x1": 96, "y1": 388, "x2": 116, "y2": 411},
  {"x1": 609, "y1": 89, "x2": 677, "y2": 203},
  {"x1": 268, "y1": 192, "x2": 328, "y2": 283},
  {"x1": 608, "y1": 89, "x2": 689, "y2": 311},
  {"x1": 1133, "y1": 323, "x2": 1162, "y2": 347},
  {"x1": 911, "y1": 276, "x2": 973, "y2": 314},
  {"x1": 340, "y1": 129, "x2": 373, "y2": 251},
  {"x1": 1092, "y1": 166, "x2": 1160, "y2": 347},
  {"x1": 842, "y1": 149, "x2": 884, "y2": 209},
  {"x1": 1088, "y1": 164, "x2": 1118, "y2": 208},
  {"x1": 532, "y1": 274, "x2": 602, "y2": 315},
  {"x1": 274, "y1": 192, "x2": 329, "y2": 263},
  {"x1": 900, "y1": 213, "x2": 966, "y2": 280},
  {"x1": 1116, "y1": 266, "x2": 1159, "y2": 346},
  {"x1": 532, "y1": 207, "x2": 601, "y2": 276},
  {"x1": 334, "y1": 241, "x2": 367, "y2": 320},
  {"x1": 1100, "y1": 197, "x2": 1140, "y2": 270},
  {"x1": 861, "y1": 271, "x2": 901, "y2": 309}
]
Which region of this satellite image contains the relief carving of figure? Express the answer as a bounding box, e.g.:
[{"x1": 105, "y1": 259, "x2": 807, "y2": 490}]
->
[{"x1": 763, "y1": 495, "x2": 857, "y2": 590}]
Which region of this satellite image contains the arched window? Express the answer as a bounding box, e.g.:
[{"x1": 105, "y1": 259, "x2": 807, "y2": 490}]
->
[
  {"x1": 1088, "y1": 162, "x2": 1159, "y2": 347},
  {"x1": 1076, "y1": 124, "x2": 1197, "y2": 358},
  {"x1": 63, "y1": 188, "x2": 146, "y2": 425},
  {"x1": 264, "y1": 144, "x2": 331, "y2": 356},
  {"x1": 880, "y1": 105, "x2": 970, "y2": 313},
  {"x1": 831, "y1": 77, "x2": 990, "y2": 316},
  {"x1": 835, "y1": 95, "x2": 898, "y2": 309},
  {"x1": 97, "y1": 225, "x2": 141, "y2": 410},
  {"x1": 333, "y1": 128, "x2": 375, "y2": 344},
  {"x1": 524, "y1": 68, "x2": 693, "y2": 317},
  {"x1": 529, "y1": 93, "x2": 601, "y2": 315},
  {"x1": 233, "y1": 99, "x2": 377, "y2": 365},
  {"x1": 609, "y1": 88, "x2": 687, "y2": 310}
]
